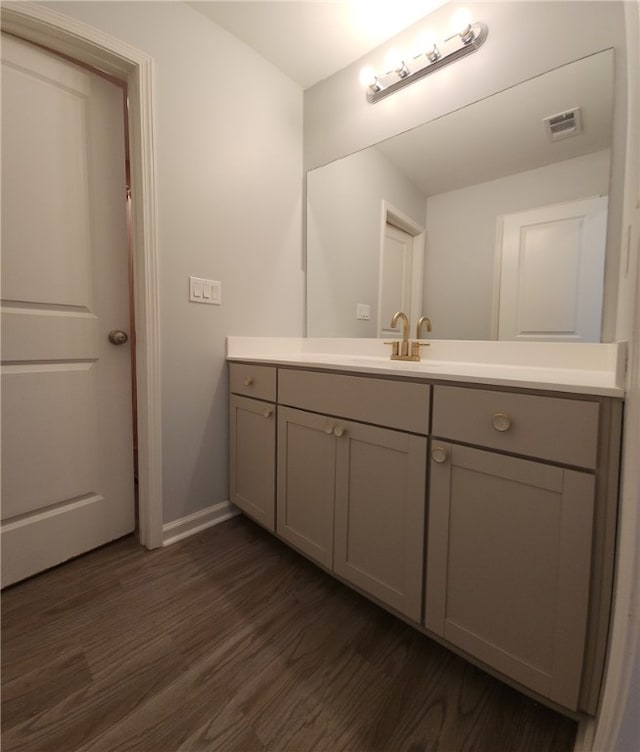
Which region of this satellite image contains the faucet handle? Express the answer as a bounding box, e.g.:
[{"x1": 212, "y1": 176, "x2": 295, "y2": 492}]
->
[
  {"x1": 410, "y1": 340, "x2": 430, "y2": 359},
  {"x1": 384, "y1": 340, "x2": 400, "y2": 358}
]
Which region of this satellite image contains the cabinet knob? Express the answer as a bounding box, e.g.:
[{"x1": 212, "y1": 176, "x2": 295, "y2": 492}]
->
[
  {"x1": 243, "y1": 376, "x2": 254, "y2": 387},
  {"x1": 262, "y1": 406, "x2": 273, "y2": 418},
  {"x1": 431, "y1": 446, "x2": 448, "y2": 464},
  {"x1": 325, "y1": 422, "x2": 335, "y2": 435},
  {"x1": 491, "y1": 413, "x2": 512, "y2": 432},
  {"x1": 333, "y1": 425, "x2": 345, "y2": 438}
]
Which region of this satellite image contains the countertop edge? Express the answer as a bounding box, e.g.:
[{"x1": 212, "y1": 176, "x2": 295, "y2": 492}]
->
[{"x1": 226, "y1": 355, "x2": 625, "y2": 399}]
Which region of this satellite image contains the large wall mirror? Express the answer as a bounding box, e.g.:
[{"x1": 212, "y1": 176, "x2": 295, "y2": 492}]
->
[{"x1": 306, "y1": 49, "x2": 615, "y2": 342}]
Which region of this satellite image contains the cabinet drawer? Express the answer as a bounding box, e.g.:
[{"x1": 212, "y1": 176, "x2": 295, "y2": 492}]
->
[
  {"x1": 229, "y1": 363, "x2": 276, "y2": 401},
  {"x1": 278, "y1": 368, "x2": 430, "y2": 435},
  {"x1": 432, "y1": 385, "x2": 599, "y2": 469}
]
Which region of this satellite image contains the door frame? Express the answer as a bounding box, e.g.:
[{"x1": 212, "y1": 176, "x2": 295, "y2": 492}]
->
[
  {"x1": 377, "y1": 201, "x2": 425, "y2": 337},
  {"x1": 1, "y1": 1, "x2": 163, "y2": 549}
]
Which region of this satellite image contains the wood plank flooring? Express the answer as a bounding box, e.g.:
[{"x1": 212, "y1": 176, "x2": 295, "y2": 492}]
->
[{"x1": 1, "y1": 515, "x2": 577, "y2": 751}]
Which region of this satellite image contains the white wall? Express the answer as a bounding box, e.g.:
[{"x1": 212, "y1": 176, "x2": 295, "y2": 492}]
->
[
  {"x1": 592, "y1": 1, "x2": 640, "y2": 749},
  {"x1": 307, "y1": 146, "x2": 426, "y2": 337},
  {"x1": 304, "y1": 1, "x2": 628, "y2": 343},
  {"x1": 42, "y1": 1, "x2": 304, "y2": 525},
  {"x1": 425, "y1": 151, "x2": 611, "y2": 340}
]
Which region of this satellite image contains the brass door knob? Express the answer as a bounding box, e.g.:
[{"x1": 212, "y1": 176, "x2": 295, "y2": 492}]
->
[{"x1": 108, "y1": 329, "x2": 128, "y2": 345}]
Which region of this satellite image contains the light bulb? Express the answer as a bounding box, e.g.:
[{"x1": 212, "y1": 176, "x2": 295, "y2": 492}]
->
[
  {"x1": 419, "y1": 30, "x2": 441, "y2": 62},
  {"x1": 359, "y1": 66, "x2": 379, "y2": 90},
  {"x1": 450, "y1": 8, "x2": 474, "y2": 42},
  {"x1": 384, "y1": 48, "x2": 410, "y2": 79},
  {"x1": 383, "y1": 48, "x2": 403, "y2": 74}
]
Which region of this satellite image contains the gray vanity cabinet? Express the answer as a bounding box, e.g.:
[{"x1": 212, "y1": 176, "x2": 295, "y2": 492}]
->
[
  {"x1": 277, "y1": 369, "x2": 430, "y2": 621},
  {"x1": 426, "y1": 384, "x2": 606, "y2": 711},
  {"x1": 333, "y1": 420, "x2": 426, "y2": 622},
  {"x1": 229, "y1": 363, "x2": 622, "y2": 714},
  {"x1": 426, "y1": 441, "x2": 594, "y2": 710},
  {"x1": 229, "y1": 364, "x2": 277, "y2": 531},
  {"x1": 276, "y1": 406, "x2": 336, "y2": 568}
]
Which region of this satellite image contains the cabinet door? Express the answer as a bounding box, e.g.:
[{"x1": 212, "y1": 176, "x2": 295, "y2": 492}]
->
[
  {"x1": 426, "y1": 442, "x2": 594, "y2": 710},
  {"x1": 229, "y1": 395, "x2": 276, "y2": 531},
  {"x1": 334, "y1": 423, "x2": 427, "y2": 622},
  {"x1": 277, "y1": 406, "x2": 336, "y2": 568}
]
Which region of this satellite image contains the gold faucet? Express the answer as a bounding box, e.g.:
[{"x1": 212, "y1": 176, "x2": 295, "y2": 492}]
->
[
  {"x1": 384, "y1": 312, "x2": 432, "y2": 361},
  {"x1": 411, "y1": 315, "x2": 432, "y2": 359}
]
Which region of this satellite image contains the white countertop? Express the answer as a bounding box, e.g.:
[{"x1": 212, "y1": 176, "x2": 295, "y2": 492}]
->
[{"x1": 226, "y1": 337, "x2": 626, "y2": 398}]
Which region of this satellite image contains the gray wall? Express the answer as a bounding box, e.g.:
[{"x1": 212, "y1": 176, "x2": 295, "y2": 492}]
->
[
  {"x1": 602, "y1": 3, "x2": 640, "y2": 750},
  {"x1": 424, "y1": 150, "x2": 611, "y2": 340},
  {"x1": 307, "y1": 146, "x2": 426, "y2": 337},
  {"x1": 43, "y1": 1, "x2": 304, "y2": 526},
  {"x1": 304, "y1": 1, "x2": 628, "y2": 342}
]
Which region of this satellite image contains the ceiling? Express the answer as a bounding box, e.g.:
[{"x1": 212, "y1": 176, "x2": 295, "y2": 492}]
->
[{"x1": 189, "y1": 1, "x2": 450, "y2": 89}]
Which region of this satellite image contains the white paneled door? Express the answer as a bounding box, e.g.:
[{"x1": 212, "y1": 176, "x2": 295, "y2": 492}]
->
[
  {"x1": 378, "y1": 222, "x2": 423, "y2": 337},
  {"x1": 497, "y1": 196, "x2": 608, "y2": 342},
  {"x1": 1, "y1": 35, "x2": 135, "y2": 587}
]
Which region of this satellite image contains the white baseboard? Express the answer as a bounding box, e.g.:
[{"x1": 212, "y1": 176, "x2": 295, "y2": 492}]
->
[{"x1": 162, "y1": 501, "x2": 240, "y2": 546}]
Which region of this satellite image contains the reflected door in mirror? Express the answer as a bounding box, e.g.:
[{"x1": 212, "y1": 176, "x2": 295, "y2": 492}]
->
[
  {"x1": 496, "y1": 196, "x2": 608, "y2": 342},
  {"x1": 378, "y1": 219, "x2": 425, "y2": 337}
]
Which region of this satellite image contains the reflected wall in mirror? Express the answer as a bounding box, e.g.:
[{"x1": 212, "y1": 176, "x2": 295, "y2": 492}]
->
[{"x1": 306, "y1": 50, "x2": 614, "y2": 342}]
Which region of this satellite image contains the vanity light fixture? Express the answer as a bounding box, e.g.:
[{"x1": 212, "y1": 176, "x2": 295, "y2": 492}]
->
[{"x1": 360, "y1": 13, "x2": 488, "y2": 104}]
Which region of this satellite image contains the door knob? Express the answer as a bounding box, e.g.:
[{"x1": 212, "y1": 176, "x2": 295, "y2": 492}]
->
[{"x1": 108, "y1": 329, "x2": 129, "y2": 345}]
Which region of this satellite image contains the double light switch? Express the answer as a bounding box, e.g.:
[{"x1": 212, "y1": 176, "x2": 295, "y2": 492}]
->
[{"x1": 189, "y1": 276, "x2": 221, "y2": 305}]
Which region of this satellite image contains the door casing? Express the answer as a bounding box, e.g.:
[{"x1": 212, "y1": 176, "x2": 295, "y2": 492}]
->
[
  {"x1": 376, "y1": 201, "x2": 425, "y2": 337},
  {"x1": 1, "y1": 1, "x2": 163, "y2": 549}
]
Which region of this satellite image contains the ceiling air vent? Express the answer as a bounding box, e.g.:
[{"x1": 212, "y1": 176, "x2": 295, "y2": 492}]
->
[{"x1": 543, "y1": 107, "x2": 582, "y2": 141}]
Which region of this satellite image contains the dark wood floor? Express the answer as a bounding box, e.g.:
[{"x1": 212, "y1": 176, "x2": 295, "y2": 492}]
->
[{"x1": 1, "y1": 515, "x2": 577, "y2": 752}]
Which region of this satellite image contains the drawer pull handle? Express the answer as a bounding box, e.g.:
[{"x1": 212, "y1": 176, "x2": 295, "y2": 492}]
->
[
  {"x1": 243, "y1": 377, "x2": 254, "y2": 387},
  {"x1": 333, "y1": 425, "x2": 345, "y2": 438},
  {"x1": 492, "y1": 413, "x2": 512, "y2": 432},
  {"x1": 325, "y1": 423, "x2": 335, "y2": 435},
  {"x1": 262, "y1": 406, "x2": 273, "y2": 418},
  {"x1": 432, "y1": 446, "x2": 448, "y2": 464}
]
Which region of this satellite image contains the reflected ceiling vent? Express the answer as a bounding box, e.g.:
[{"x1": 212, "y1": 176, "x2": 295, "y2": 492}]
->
[{"x1": 544, "y1": 108, "x2": 582, "y2": 141}]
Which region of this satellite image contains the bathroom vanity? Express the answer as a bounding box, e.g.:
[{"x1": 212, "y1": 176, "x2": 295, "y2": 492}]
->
[{"x1": 227, "y1": 337, "x2": 624, "y2": 717}]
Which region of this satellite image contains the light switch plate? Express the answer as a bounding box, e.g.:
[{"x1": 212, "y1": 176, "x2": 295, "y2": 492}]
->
[
  {"x1": 189, "y1": 276, "x2": 221, "y2": 305},
  {"x1": 356, "y1": 303, "x2": 370, "y2": 320}
]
